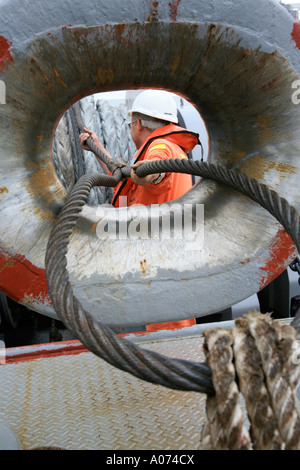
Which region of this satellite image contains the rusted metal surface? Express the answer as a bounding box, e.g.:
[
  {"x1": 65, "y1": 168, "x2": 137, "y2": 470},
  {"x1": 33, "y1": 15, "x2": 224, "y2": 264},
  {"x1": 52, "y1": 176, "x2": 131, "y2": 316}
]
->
[{"x1": 0, "y1": 0, "x2": 300, "y2": 325}]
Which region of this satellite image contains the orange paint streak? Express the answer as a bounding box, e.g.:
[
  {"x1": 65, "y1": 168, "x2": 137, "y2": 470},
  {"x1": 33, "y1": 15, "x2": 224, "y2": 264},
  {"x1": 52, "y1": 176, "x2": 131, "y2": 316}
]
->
[
  {"x1": 0, "y1": 35, "x2": 13, "y2": 72},
  {"x1": 2, "y1": 340, "x2": 88, "y2": 365},
  {"x1": 291, "y1": 21, "x2": 300, "y2": 50},
  {"x1": 0, "y1": 251, "x2": 51, "y2": 305},
  {"x1": 259, "y1": 227, "x2": 296, "y2": 290}
]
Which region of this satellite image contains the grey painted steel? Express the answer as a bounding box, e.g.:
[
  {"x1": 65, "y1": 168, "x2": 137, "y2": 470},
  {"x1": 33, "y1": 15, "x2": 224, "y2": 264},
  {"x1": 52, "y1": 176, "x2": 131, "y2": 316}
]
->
[{"x1": 0, "y1": 0, "x2": 300, "y2": 325}]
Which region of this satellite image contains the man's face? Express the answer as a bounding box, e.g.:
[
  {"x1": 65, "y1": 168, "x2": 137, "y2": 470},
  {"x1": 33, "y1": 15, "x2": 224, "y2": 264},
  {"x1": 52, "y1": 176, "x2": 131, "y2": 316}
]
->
[{"x1": 130, "y1": 118, "x2": 139, "y2": 149}]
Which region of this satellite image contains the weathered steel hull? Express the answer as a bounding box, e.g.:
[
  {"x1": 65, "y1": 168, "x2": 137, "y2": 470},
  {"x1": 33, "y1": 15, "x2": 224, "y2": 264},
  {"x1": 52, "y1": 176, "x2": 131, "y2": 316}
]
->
[{"x1": 0, "y1": 0, "x2": 300, "y2": 326}]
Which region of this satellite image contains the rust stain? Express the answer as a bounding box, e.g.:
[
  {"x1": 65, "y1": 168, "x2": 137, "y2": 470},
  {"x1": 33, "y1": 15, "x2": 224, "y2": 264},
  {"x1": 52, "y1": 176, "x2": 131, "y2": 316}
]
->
[
  {"x1": 258, "y1": 72, "x2": 285, "y2": 92},
  {"x1": 25, "y1": 159, "x2": 65, "y2": 213},
  {"x1": 148, "y1": 1, "x2": 159, "y2": 22},
  {"x1": 276, "y1": 162, "x2": 296, "y2": 174},
  {"x1": 96, "y1": 67, "x2": 114, "y2": 86},
  {"x1": 0, "y1": 35, "x2": 13, "y2": 72},
  {"x1": 33, "y1": 207, "x2": 53, "y2": 221},
  {"x1": 0, "y1": 258, "x2": 15, "y2": 274},
  {"x1": 140, "y1": 259, "x2": 147, "y2": 275},
  {"x1": 46, "y1": 31, "x2": 60, "y2": 44},
  {"x1": 169, "y1": 0, "x2": 181, "y2": 21},
  {"x1": 242, "y1": 155, "x2": 296, "y2": 181},
  {"x1": 217, "y1": 141, "x2": 247, "y2": 166},
  {"x1": 90, "y1": 222, "x2": 98, "y2": 233},
  {"x1": 115, "y1": 23, "x2": 126, "y2": 37},
  {"x1": 230, "y1": 150, "x2": 247, "y2": 166},
  {"x1": 30, "y1": 57, "x2": 50, "y2": 83},
  {"x1": 53, "y1": 67, "x2": 67, "y2": 88},
  {"x1": 256, "y1": 115, "x2": 280, "y2": 145},
  {"x1": 106, "y1": 23, "x2": 137, "y2": 47},
  {"x1": 171, "y1": 55, "x2": 181, "y2": 76},
  {"x1": 0, "y1": 186, "x2": 8, "y2": 194},
  {"x1": 203, "y1": 24, "x2": 223, "y2": 58}
]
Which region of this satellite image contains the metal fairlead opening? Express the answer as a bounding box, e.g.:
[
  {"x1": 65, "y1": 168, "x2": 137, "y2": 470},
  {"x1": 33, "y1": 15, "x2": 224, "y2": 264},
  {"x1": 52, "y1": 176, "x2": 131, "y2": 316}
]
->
[
  {"x1": 51, "y1": 89, "x2": 208, "y2": 206},
  {"x1": 1, "y1": 0, "x2": 300, "y2": 451}
]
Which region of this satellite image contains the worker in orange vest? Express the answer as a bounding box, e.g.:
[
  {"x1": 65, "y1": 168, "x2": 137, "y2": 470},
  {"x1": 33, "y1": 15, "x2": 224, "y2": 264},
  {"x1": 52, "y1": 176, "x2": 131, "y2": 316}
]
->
[{"x1": 79, "y1": 90, "x2": 200, "y2": 332}]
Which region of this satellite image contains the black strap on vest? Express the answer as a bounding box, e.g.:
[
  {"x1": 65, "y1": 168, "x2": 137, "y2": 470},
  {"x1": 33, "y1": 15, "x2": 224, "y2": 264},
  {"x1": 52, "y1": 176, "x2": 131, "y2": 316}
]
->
[{"x1": 111, "y1": 130, "x2": 200, "y2": 207}]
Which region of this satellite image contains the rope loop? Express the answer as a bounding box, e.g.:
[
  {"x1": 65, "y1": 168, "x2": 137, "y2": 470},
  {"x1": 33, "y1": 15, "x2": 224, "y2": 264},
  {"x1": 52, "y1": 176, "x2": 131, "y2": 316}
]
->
[
  {"x1": 44, "y1": 154, "x2": 300, "y2": 449},
  {"x1": 45, "y1": 157, "x2": 300, "y2": 391}
]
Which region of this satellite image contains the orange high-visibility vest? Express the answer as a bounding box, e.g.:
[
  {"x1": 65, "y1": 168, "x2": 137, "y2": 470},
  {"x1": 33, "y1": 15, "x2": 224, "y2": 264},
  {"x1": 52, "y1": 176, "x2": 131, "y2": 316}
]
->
[{"x1": 111, "y1": 124, "x2": 199, "y2": 207}]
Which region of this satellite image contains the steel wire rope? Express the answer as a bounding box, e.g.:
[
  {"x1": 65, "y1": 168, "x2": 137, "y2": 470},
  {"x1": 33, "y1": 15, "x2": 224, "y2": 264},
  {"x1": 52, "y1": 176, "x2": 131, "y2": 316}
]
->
[
  {"x1": 135, "y1": 158, "x2": 300, "y2": 235},
  {"x1": 46, "y1": 170, "x2": 213, "y2": 394},
  {"x1": 73, "y1": 101, "x2": 126, "y2": 175},
  {"x1": 45, "y1": 150, "x2": 300, "y2": 395},
  {"x1": 46, "y1": 102, "x2": 300, "y2": 392},
  {"x1": 69, "y1": 105, "x2": 85, "y2": 180}
]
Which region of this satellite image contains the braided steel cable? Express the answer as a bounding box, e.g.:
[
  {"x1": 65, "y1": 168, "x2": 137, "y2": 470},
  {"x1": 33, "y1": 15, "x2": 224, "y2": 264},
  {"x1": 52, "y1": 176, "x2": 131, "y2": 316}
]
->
[
  {"x1": 69, "y1": 105, "x2": 85, "y2": 180},
  {"x1": 137, "y1": 158, "x2": 300, "y2": 330},
  {"x1": 45, "y1": 157, "x2": 300, "y2": 395},
  {"x1": 46, "y1": 170, "x2": 213, "y2": 394},
  {"x1": 135, "y1": 158, "x2": 300, "y2": 250},
  {"x1": 73, "y1": 101, "x2": 125, "y2": 175}
]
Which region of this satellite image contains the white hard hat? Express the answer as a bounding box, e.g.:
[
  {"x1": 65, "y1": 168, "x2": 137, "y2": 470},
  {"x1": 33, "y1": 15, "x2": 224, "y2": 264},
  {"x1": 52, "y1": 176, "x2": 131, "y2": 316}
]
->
[{"x1": 129, "y1": 90, "x2": 178, "y2": 124}]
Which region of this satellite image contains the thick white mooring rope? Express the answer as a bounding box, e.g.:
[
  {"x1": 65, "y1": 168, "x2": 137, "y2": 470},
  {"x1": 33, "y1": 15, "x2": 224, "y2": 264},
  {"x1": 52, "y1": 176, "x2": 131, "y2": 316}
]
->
[{"x1": 200, "y1": 312, "x2": 300, "y2": 450}]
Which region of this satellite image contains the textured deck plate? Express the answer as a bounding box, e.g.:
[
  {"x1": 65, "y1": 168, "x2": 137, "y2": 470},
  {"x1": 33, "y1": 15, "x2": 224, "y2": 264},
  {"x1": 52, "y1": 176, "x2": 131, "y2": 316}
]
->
[{"x1": 0, "y1": 336, "x2": 208, "y2": 450}]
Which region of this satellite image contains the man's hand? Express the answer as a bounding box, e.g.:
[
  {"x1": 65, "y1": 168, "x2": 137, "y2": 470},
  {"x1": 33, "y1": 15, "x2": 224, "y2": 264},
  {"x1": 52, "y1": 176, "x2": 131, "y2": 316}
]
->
[
  {"x1": 78, "y1": 127, "x2": 113, "y2": 175},
  {"x1": 79, "y1": 127, "x2": 104, "y2": 153},
  {"x1": 131, "y1": 160, "x2": 161, "y2": 186}
]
